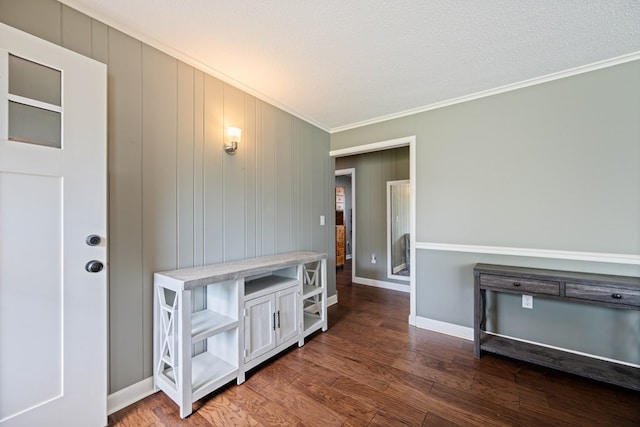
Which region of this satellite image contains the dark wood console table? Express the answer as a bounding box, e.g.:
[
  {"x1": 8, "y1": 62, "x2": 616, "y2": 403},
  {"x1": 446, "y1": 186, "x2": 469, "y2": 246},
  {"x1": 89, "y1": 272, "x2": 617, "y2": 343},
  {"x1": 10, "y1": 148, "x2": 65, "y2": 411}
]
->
[{"x1": 473, "y1": 263, "x2": 640, "y2": 391}]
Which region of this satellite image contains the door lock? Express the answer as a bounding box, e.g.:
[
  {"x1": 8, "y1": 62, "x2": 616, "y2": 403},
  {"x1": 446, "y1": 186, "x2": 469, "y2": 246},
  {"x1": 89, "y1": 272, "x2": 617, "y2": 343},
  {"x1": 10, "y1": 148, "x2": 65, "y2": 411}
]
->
[
  {"x1": 85, "y1": 260, "x2": 104, "y2": 273},
  {"x1": 86, "y1": 234, "x2": 101, "y2": 246}
]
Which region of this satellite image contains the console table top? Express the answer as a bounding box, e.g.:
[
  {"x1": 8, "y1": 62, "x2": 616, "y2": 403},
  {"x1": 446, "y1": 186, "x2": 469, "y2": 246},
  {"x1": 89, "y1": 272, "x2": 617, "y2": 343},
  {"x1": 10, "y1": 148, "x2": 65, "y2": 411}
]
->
[
  {"x1": 155, "y1": 251, "x2": 327, "y2": 290},
  {"x1": 474, "y1": 263, "x2": 640, "y2": 287}
]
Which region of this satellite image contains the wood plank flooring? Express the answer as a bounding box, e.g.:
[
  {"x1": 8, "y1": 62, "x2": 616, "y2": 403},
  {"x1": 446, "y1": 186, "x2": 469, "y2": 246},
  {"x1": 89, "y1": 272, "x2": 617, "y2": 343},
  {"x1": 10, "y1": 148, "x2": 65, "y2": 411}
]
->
[{"x1": 110, "y1": 261, "x2": 640, "y2": 426}]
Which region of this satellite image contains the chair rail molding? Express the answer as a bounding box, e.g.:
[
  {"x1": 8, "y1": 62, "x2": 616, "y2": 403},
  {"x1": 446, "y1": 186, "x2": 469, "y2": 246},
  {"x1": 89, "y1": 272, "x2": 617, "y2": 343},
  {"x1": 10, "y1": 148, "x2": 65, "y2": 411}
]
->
[{"x1": 415, "y1": 242, "x2": 640, "y2": 265}]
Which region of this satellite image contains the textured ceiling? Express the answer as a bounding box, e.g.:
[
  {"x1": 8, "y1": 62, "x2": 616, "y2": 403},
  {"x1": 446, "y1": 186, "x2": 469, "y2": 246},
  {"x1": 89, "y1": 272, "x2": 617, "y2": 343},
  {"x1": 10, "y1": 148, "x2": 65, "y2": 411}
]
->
[{"x1": 61, "y1": 1, "x2": 640, "y2": 131}]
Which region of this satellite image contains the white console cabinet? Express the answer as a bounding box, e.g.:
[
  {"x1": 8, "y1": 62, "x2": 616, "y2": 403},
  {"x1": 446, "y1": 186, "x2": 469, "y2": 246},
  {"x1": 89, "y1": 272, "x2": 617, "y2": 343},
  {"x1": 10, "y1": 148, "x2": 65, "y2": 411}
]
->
[{"x1": 153, "y1": 252, "x2": 327, "y2": 418}]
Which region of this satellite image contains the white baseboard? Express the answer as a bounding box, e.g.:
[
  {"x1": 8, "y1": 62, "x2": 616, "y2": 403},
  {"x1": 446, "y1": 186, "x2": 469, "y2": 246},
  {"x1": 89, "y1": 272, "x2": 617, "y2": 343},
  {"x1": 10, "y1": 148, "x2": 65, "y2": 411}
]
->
[
  {"x1": 353, "y1": 276, "x2": 410, "y2": 293},
  {"x1": 107, "y1": 377, "x2": 155, "y2": 415},
  {"x1": 412, "y1": 316, "x2": 474, "y2": 341},
  {"x1": 327, "y1": 293, "x2": 338, "y2": 307}
]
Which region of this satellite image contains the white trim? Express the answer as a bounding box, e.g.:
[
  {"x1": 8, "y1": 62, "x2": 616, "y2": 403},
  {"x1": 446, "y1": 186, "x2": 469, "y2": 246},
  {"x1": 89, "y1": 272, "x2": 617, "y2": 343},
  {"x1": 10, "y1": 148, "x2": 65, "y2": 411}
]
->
[
  {"x1": 8, "y1": 94, "x2": 62, "y2": 113},
  {"x1": 353, "y1": 276, "x2": 410, "y2": 293},
  {"x1": 415, "y1": 242, "x2": 640, "y2": 265},
  {"x1": 412, "y1": 316, "x2": 474, "y2": 341},
  {"x1": 335, "y1": 168, "x2": 356, "y2": 284},
  {"x1": 330, "y1": 136, "x2": 411, "y2": 157},
  {"x1": 409, "y1": 137, "x2": 416, "y2": 323},
  {"x1": 327, "y1": 293, "x2": 338, "y2": 307},
  {"x1": 57, "y1": 1, "x2": 328, "y2": 132},
  {"x1": 107, "y1": 377, "x2": 155, "y2": 415},
  {"x1": 331, "y1": 52, "x2": 640, "y2": 133},
  {"x1": 485, "y1": 332, "x2": 640, "y2": 369}
]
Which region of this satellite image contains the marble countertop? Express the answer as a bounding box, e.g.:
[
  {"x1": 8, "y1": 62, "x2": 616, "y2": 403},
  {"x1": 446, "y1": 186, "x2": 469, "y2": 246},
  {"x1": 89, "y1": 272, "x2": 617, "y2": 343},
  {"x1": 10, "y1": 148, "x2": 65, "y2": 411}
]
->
[{"x1": 155, "y1": 251, "x2": 327, "y2": 290}]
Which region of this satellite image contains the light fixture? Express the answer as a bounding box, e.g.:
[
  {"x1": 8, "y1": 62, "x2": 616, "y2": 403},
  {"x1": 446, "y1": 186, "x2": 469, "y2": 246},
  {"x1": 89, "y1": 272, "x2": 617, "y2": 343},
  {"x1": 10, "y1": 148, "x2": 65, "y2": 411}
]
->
[{"x1": 225, "y1": 127, "x2": 241, "y2": 155}]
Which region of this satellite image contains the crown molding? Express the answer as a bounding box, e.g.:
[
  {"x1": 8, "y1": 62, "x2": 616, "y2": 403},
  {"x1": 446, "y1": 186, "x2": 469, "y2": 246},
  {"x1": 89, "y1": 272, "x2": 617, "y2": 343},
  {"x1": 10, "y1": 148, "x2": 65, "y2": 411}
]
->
[{"x1": 330, "y1": 52, "x2": 640, "y2": 133}]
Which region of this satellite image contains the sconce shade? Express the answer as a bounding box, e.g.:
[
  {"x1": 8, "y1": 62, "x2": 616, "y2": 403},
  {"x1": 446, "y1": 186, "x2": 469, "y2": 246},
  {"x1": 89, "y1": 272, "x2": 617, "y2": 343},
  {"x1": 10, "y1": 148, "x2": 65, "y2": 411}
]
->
[{"x1": 225, "y1": 127, "x2": 241, "y2": 155}]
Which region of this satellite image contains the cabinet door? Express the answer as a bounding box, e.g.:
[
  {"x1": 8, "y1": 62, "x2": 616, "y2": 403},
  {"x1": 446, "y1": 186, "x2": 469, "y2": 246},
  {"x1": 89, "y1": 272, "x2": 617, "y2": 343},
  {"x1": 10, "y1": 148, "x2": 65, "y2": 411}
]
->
[
  {"x1": 244, "y1": 294, "x2": 276, "y2": 362},
  {"x1": 276, "y1": 286, "x2": 299, "y2": 344}
]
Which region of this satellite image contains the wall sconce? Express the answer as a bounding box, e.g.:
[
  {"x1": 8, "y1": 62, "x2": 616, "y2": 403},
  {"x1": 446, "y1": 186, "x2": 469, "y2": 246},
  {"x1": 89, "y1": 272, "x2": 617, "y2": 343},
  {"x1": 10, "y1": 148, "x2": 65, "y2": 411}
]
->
[{"x1": 225, "y1": 127, "x2": 241, "y2": 155}]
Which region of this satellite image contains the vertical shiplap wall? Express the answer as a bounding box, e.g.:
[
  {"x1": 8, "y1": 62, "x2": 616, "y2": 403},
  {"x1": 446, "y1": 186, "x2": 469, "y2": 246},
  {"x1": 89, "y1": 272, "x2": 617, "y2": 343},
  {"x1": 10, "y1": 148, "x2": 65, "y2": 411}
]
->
[
  {"x1": 335, "y1": 147, "x2": 409, "y2": 284},
  {"x1": 0, "y1": 0, "x2": 334, "y2": 393}
]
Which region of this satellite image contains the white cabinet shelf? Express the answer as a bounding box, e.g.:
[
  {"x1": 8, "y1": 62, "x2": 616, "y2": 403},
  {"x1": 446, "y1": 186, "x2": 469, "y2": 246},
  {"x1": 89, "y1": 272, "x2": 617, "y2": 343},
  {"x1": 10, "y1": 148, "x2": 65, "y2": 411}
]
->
[
  {"x1": 302, "y1": 282, "x2": 323, "y2": 299},
  {"x1": 153, "y1": 251, "x2": 327, "y2": 418},
  {"x1": 191, "y1": 310, "x2": 238, "y2": 343}
]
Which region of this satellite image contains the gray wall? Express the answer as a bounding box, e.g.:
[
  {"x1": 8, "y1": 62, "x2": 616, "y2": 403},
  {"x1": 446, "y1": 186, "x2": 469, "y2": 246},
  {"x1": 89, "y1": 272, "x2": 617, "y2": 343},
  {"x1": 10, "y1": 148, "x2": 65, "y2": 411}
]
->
[
  {"x1": 336, "y1": 147, "x2": 409, "y2": 285},
  {"x1": 332, "y1": 60, "x2": 640, "y2": 364},
  {"x1": 0, "y1": 0, "x2": 334, "y2": 394}
]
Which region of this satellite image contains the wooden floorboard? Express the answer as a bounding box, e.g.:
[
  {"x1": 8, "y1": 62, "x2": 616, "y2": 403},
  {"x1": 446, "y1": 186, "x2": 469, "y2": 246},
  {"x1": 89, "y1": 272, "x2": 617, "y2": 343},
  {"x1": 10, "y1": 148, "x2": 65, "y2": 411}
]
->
[{"x1": 109, "y1": 261, "x2": 640, "y2": 426}]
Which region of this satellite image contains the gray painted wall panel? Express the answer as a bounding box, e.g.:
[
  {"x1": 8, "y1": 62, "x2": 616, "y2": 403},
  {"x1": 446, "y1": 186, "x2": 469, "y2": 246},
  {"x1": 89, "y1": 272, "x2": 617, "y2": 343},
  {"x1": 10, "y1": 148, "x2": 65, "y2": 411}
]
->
[
  {"x1": 141, "y1": 46, "x2": 178, "y2": 378},
  {"x1": 254, "y1": 100, "x2": 264, "y2": 257},
  {"x1": 222, "y1": 84, "x2": 246, "y2": 261},
  {"x1": 106, "y1": 29, "x2": 144, "y2": 392},
  {"x1": 410, "y1": 66, "x2": 640, "y2": 253},
  {"x1": 0, "y1": 0, "x2": 61, "y2": 45},
  {"x1": 61, "y1": 5, "x2": 91, "y2": 57},
  {"x1": 193, "y1": 70, "x2": 205, "y2": 267},
  {"x1": 90, "y1": 19, "x2": 108, "y2": 63},
  {"x1": 177, "y1": 62, "x2": 195, "y2": 269},
  {"x1": 289, "y1": 117, "x2": 300, "y2": 250},
  {"x1": 275, "y1": 109, "x2": 292, "y2": 254},
  {"x1": 244, "y1": 96, "x2": 257, "y2": 258},
  {"x1": 203, "y1": 75, "x2": 224, "y2": 264},
  {"x1": 261, "y1": 103, "x2": 276, "y2": 255}
]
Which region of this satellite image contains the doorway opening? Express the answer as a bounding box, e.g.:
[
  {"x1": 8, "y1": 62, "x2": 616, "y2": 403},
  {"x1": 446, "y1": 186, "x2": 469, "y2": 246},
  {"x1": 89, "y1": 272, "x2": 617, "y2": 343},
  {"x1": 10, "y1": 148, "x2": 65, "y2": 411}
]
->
[
  {"x1": 330, "y1": 136, "x2": 416, "y2": 324},
  {"x1": 335, "y1": 168, "x2": 355, "y2": 284}
]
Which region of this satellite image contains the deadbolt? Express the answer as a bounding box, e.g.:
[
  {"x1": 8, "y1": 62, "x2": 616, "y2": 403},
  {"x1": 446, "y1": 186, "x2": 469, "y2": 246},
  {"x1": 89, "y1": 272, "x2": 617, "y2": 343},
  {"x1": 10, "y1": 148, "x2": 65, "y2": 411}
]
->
[
  {"x1": 86, "y1": 234, "x2": 101, "y2": 246},
  {"x1": 85, "y1": 260, "x2": 104, "y2": 273}
]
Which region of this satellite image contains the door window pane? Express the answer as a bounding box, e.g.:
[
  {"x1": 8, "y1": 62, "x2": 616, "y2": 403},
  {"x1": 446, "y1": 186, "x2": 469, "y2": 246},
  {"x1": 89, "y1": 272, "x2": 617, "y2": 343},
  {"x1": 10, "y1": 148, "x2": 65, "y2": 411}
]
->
[
  {"x1": 9, "y1": 54, "x2": 61, "y2": 106},
  {"x1": 8, "y1": 101, "x2": 61, "y2": 148}
]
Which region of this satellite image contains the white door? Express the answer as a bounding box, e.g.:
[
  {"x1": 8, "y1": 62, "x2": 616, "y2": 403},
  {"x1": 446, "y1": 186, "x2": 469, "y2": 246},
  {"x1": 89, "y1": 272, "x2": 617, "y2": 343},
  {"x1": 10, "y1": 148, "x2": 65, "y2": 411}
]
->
[{"x1": 0, "y1": 23, "x2": 107, "y2": 427}]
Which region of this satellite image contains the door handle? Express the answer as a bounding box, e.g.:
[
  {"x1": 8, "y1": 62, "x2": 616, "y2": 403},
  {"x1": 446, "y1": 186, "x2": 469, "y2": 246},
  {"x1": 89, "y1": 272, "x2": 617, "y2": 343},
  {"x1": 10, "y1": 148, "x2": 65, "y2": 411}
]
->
[{"x1": 85, "y1": 260, "x2": 104, "y2": 273}]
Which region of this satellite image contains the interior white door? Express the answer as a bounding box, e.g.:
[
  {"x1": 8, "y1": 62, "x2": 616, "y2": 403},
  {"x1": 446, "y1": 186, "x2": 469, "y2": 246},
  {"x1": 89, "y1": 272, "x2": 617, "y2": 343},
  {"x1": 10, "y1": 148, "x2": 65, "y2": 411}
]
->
[{"x1": 0, "y1": 23, "x2": 107, "y2": 427}]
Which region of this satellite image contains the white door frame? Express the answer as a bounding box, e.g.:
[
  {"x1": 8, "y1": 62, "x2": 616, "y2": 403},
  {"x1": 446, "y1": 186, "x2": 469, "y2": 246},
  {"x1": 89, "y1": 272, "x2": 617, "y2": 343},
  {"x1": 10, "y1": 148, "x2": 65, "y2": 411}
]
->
[
  {"x1": 330, "y1": 136, "x2": 416, "y2": 324},
  {"x1": 335, "y1": 168, "x2": 356, "y2": 283}
]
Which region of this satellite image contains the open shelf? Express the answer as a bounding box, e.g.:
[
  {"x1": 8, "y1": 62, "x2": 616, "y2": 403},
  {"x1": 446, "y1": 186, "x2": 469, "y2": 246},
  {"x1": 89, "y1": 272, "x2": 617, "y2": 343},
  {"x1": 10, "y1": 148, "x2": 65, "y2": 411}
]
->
[
  {"x1": 303, "y1": 311, "x2": 323, "y2": 336},
  {"x1": 163, "y1": 352, "x2": 238, "y2": 400},
  {"x1": 191, "y1": 310, "x2": 238, "y2": 343},
  {"x1": 302, "y1": 283, "x2": 323, "y2": 299},
  {"x1": 481, "y1": 334, "x2": 640, "y2": 391},
  {"x1": 245, "y1": 275, "x2": 298, "y2": 299}
]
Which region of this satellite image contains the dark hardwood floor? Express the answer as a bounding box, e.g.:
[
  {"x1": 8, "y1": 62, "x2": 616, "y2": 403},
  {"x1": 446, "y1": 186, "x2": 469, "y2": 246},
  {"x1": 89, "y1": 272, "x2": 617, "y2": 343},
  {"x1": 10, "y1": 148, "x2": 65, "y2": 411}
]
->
[{"x1": 110, "y1": 260, "x2": 640, "y2": 426}]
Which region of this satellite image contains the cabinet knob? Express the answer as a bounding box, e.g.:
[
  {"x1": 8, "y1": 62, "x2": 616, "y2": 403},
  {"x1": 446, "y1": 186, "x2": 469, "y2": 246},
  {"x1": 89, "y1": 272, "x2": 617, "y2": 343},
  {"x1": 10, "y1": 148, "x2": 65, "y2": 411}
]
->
[
  {"x1": 611, "y1": 293, "x2": 623, "y2": 299},
  {"x1": 513, "y1": 282, "x2": 521, "y2": 287}
]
